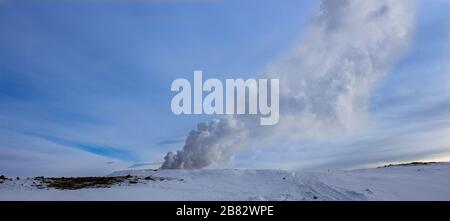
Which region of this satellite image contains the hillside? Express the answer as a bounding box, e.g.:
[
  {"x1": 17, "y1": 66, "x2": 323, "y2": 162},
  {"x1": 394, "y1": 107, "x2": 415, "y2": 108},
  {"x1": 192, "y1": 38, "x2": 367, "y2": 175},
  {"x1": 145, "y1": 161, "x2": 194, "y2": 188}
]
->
[{"x1": 1, "y1": 163, "x2": 450, "y2": 200}]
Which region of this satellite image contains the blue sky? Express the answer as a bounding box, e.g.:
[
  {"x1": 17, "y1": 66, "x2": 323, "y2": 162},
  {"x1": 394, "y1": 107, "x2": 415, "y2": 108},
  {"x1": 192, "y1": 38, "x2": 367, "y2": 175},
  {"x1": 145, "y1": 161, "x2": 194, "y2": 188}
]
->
[{"x1": 0, "y1": 0, "x2": 449, "y2": 175}]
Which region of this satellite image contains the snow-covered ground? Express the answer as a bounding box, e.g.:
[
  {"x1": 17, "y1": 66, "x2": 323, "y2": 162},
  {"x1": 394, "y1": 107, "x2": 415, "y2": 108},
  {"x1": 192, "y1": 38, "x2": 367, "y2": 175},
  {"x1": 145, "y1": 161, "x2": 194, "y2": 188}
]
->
[{"x1": 1, "y1": 163, "x2": 450, "y2": 201}]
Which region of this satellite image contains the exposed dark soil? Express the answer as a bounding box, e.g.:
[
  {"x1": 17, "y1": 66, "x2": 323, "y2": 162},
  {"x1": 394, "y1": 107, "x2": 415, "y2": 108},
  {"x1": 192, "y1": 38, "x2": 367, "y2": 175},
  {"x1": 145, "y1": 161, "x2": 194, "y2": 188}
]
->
[
  {"x1": 380, "y1": 162, "x2": 440, "y2": 168},
  {"x1": 33, "y1": 175, "x2": 175, "y2": 190},
  {"x1": 0, "y1": 175, "x2": 13, "y2": 183},
  {"x1": 0, "y1": 175, "x2": 6, "y2": 183}
]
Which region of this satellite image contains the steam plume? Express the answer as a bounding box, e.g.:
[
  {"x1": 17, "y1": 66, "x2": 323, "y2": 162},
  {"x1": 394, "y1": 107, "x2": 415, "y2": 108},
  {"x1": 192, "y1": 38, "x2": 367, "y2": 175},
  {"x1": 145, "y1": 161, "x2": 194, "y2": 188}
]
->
[{"x1": 162, "y1": 0, "x2": 415, "y2": 169}]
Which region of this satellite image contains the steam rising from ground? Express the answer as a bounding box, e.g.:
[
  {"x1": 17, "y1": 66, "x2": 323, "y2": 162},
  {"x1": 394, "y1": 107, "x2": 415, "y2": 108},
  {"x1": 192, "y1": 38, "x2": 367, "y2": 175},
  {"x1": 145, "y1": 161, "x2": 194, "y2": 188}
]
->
[{"x1": 161, "y1": 0, "x2": 415, "y2": 169}]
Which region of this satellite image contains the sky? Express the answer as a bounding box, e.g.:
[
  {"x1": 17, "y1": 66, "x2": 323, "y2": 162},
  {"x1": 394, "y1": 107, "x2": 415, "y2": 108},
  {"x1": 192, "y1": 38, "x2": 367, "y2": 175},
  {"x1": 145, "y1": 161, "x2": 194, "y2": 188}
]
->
[{"x1": 0, "y1": 0, "x2": 449, "y2": 176}]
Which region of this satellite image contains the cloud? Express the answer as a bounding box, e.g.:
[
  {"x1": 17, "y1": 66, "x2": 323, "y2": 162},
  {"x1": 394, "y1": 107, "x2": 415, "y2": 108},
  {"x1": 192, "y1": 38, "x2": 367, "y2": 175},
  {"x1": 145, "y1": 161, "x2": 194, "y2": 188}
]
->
[
  {"x1": 157, "y1": 137, "x2": 186, "y2": 146},
  {"x1": 0, "y1": 128, "x2": 129, "y2": 176},
  {"x1": 32, "y1": 134, "x2": 138, "y2": 162},
  {"x1": 162, "y1": 0, "x2": 415, "y2": 169}
]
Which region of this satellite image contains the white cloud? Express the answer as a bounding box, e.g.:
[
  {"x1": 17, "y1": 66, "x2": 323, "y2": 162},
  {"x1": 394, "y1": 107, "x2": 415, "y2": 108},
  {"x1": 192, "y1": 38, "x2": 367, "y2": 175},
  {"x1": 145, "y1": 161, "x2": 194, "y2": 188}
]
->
[{"x1": 0, "y1": 129, "x2": 129, "y2": 176}]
